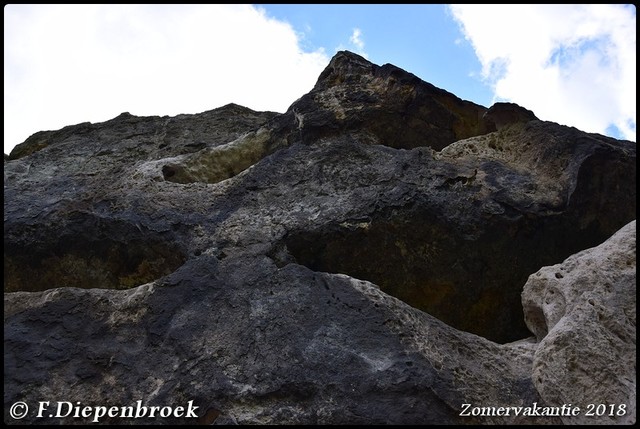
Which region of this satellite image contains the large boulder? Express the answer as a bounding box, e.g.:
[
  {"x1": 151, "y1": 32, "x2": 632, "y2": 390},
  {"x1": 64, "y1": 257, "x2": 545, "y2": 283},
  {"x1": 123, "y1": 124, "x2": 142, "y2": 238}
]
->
[{"x1": 523, "y1": 220, "x2": 636, "y2": 425}]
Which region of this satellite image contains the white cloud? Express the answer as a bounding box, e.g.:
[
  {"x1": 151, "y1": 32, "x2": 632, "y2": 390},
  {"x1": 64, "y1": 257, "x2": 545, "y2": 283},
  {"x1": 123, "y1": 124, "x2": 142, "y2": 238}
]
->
[
  {"x1": 349, "y1": 28, "x2": 368, "y2": 57},
  {"x1": 449, "y1": 4, "x2": 636, "y2": 141},
  {"x1": 3, "y1": 4, "x2": 330, "y2": 154}
]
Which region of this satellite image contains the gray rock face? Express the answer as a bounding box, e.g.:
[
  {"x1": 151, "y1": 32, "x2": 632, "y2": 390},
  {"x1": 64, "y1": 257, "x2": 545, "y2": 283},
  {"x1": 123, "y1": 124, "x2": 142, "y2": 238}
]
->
[{"x1": 4, "y1": 51, "x2": 636, "y2": 424}]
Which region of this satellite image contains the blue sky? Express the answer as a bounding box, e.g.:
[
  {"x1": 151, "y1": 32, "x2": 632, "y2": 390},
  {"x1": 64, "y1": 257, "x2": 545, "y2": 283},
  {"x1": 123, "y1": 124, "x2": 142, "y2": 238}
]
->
[
  {"x1": 3, "y1": 5, "x2": 636, "y2": 155},
  {"x1": 261, "y1": 4, "x2": 493, "y2": 105}
]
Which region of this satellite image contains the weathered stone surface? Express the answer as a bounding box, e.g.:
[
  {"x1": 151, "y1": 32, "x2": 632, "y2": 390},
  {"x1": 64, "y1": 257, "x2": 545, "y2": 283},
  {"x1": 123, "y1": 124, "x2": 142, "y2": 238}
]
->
[
  {"x1": 523, "y1": 220, "x2": 636, "y2": 425},
  {"x1": 483, "y1": 102, "x2": 538, "y2": 130},
  {"x1": 3, "y1": 50, "x2": 636, "y2": 424},
  {"x1": 4, "y1": 257, "x2": 548, "y2": 425},
  {"x1": 4, "y1": 103, "x2": 277, "y2": 293},
  {"x1": 6, "y1": 104, "x2": 278, "y2": 162},
  {"x1": 160, "y1": 51, "x2": 496, "y2": 185},
  {"x1": 278, "y1": 51, "x2": 495, "y2": 150}
]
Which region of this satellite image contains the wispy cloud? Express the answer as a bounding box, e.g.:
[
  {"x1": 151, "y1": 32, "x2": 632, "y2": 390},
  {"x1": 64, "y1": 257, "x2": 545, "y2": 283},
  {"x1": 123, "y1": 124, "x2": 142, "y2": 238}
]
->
[
  {"x1": 349, "y1": 27, "x2": 368, "y2": 58},
  {"x1": 3, "y1": 4, "x2": 330, "y2": 154},
  {"x1": 449, "y1": 4, "x2": 636, "y2": 141}
]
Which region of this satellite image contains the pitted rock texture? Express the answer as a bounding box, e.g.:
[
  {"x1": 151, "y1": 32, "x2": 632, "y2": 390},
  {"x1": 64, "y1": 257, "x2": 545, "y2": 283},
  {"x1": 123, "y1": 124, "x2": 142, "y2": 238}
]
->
[
  {"x1": 4, "y1": 51, "x2": 636, "y2": 424},
  {"x1": 522, "y1": 220, "x2": 636, "y2": 425}
]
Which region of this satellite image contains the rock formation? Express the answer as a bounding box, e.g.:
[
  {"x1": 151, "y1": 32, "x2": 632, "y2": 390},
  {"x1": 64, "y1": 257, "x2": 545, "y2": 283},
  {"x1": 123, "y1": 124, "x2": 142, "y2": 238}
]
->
[
  {"x1": 4, "y1": 51, "x2": 636, "y2": 425},
  {"x1": 522, "y1": 220, "x2": 636, "y2": 425}
]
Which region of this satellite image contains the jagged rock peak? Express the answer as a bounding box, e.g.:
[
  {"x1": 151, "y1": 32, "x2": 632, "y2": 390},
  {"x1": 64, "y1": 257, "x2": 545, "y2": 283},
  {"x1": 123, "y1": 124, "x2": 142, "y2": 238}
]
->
[
  {"x1": 314, "y1": 51, "x2": 540, "y2": 137},
  {"x1": 484, "y1": 102, "x2": 538, "y2": 130},
  {"x1": 282, "y1": 50, "x2": 496, "y2": 150},
  {"x1": 314, "y1": 50, "x2": 378, "y2": 89},
  {"x1": 314, "y1": 50, "x2": 446, "y2": 96}
]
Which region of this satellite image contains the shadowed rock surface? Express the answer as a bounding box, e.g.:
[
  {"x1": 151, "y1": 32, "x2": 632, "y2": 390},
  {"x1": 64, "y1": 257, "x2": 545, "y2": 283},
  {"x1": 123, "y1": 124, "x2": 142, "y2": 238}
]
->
[
  {"x1": 483, "y1": 102, "x2": 538, "y2": 131},
  {"x1": 4, "y1": 51, "x2": 636, "y2": 425}
]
